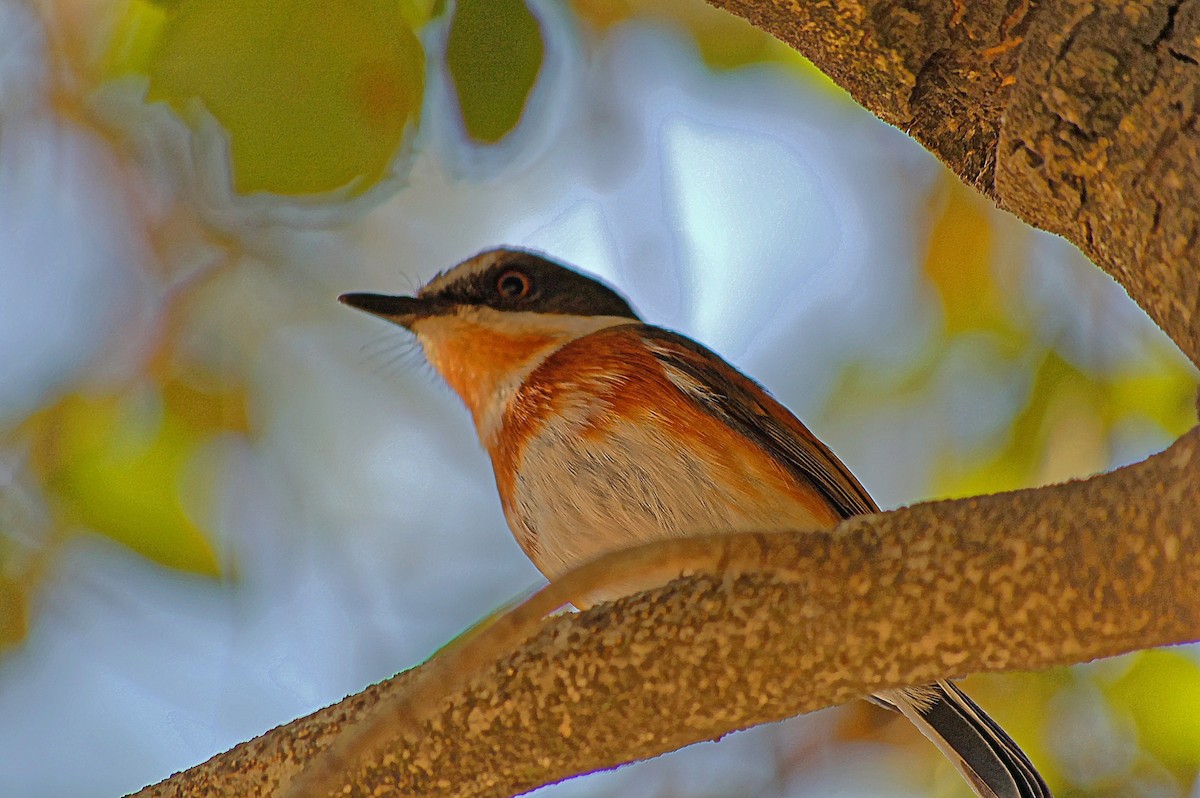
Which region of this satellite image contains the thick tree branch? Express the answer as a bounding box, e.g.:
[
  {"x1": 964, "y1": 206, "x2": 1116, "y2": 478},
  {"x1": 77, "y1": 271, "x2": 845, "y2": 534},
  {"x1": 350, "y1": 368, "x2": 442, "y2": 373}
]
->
[
  {"x1": 134, "y1": 425, "x2": 1200, "y2": 797},
  {"x1": 712, "y1": 0, "x2": 1200, "y2": 364}
]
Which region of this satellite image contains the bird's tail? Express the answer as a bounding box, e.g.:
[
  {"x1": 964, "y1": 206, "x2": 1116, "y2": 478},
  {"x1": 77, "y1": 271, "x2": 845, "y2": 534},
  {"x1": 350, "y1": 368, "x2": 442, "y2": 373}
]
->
[{"x1": 876, "y1": 681, "x2": 1051, "y2": 798}]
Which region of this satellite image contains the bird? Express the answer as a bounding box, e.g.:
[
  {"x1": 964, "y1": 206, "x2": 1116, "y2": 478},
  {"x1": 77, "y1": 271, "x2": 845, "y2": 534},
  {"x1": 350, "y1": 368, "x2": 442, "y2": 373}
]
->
[{"x1": 339, "y1": 247, "x2": 1052, "y2": 798}]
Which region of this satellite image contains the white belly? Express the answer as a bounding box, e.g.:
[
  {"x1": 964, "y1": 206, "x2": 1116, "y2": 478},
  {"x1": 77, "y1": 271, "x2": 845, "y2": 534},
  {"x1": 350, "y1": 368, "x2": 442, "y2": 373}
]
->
[{"x1": 505, "y1": 419, "x2": 831, "y2": 583}]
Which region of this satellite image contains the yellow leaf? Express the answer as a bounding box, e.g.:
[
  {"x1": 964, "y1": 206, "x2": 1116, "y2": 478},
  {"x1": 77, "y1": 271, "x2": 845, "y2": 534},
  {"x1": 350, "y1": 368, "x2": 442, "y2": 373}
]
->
[
  {"x1": 101, "y1": 0, "x2": 169, "y2": 79},
  {"x1": 22, "y1": 377, "x2": 248, "y2": 576},
  {"x1": 0, "y1": 528, "x2": 58, "y2": 651},
  {"x1": 0, "y1": 574, "x2": 29, "y2": 650},
  {"x1": 1106, "y1": 651, "x2": 1200, "y2": 772},
  {"x1": 400, "y1": 0, "x2": 445, "y2": 29},
  {"x1": 931, "y1": 352, "x2": 1100, "y2": 497},
  {"x1": 147, "y1": 0, "x2": 424, "y2": 195},
  {"x1": 922, "y1": 178, "x2": 1010, "y2": 335},
  {"x1": 1107, "y1": 350, "x2": 1199, "y2": 437},
  {"x1": 447, "y1": 0, "x2": 543, "y2": 143},
  {"x1": 570, "y1": 0, "x2": 846, "y2": 94},
  {"x1": 161, "y1": 375, "x2": 250, "y2": 438},
  {"x1": 570, "y1": 0, "x2": 632, "y2": 31}
]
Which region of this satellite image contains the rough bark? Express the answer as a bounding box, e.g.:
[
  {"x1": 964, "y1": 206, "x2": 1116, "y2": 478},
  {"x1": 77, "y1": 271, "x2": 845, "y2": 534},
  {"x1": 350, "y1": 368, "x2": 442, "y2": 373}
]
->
[
  {"x1": 130, "y1": 0, "x2": 1200, "y2": 796},
  {"x1": 713, "y1": 0, "x2": 1200, "y2": 365},
  {"x1": 135, "y1": 426, "x2": 1199, "y2": 798}
]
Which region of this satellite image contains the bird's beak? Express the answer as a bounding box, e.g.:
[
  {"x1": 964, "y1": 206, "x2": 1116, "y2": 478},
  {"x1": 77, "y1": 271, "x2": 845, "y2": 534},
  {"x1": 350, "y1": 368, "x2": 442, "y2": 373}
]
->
[{"x1": 338, "y1": 293, "x2": 452, "y2": 329}]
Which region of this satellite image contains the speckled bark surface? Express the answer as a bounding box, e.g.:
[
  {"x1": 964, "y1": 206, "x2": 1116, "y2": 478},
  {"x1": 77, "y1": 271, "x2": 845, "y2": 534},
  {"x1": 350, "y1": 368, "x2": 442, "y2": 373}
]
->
[
  {"x1": 134, "y1": 426, "x2": 1200, "y2": 798},
  {"x1": 714, "y1": 0, "x2": 1200, "y2": 363}
]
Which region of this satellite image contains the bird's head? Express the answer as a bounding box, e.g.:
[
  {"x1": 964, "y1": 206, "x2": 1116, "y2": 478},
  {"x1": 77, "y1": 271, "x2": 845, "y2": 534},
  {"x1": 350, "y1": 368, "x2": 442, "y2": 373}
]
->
[{"x1": 340, "y1": 248, "x2": 640, "y2": 440}]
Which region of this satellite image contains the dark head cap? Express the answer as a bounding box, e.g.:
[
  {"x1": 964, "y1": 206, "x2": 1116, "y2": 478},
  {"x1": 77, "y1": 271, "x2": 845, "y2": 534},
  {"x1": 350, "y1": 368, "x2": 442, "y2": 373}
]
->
[{"x1": 339, "y1": 248, "x2": 640, "y2": 328}]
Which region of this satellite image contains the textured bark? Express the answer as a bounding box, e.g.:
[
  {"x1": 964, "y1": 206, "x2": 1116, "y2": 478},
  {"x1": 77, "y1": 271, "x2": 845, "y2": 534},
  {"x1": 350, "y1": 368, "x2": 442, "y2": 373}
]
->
[
  {"x1": 130, "y1": 1, "x2": 1200, "y2": 796},
  {"x1": 714, "y1": 0, "x2": 1200, "y2": 364},
  {"x1": 135, "y1": 428, "x2": 1200, "y2": 798}
]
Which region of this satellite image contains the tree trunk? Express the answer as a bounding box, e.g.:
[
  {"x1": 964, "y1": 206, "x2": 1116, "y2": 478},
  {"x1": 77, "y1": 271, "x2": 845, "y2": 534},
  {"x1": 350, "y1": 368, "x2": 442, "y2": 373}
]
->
[{"x1": 715, "y1": 0, "x2": 1200, "y2": 364}]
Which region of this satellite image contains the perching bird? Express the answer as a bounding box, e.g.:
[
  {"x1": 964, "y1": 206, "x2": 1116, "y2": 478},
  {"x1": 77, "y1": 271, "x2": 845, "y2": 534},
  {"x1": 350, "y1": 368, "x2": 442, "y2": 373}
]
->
[{"x1": 340, "y1": 247, "x2": 1051, "y2": 798}]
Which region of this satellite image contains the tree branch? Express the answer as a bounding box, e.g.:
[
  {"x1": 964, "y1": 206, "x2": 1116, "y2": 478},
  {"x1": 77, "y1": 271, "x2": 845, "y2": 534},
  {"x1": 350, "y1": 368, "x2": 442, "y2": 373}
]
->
[
  {"x1": 134, "y1": 425, "x2": 1200, "y2": 797},
  {"x1": 712, "y1": 0, "x2": 1200, "y2": 365}
]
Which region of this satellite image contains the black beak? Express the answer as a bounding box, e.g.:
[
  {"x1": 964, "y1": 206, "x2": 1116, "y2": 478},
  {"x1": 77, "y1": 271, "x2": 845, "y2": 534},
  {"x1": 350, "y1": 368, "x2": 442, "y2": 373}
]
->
[{"x1": 338, "y1": 293, "x2": 451, "y2": 328}]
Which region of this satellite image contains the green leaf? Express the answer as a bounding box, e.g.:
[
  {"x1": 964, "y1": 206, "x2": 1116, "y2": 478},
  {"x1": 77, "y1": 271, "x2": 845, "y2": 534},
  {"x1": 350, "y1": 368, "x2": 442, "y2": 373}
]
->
[
  {"x1": 401, "y1": 0, "x2": 446, "y2": 29},
  {"x1": 40, "y1": 391, "x2": 220, "y2": 575},
  {"x1": 23, "y1": 377, "x2": 249, "y2": 577},
  {"x1": 147, "y1": 0, "x2": 425, "y2": 195},
  {"x1": 1106, "y1": 651, "x2": 1200, "y2": 772},
  {"x1": 447, "y1": 0, "x2": 543, "y2": 143}
]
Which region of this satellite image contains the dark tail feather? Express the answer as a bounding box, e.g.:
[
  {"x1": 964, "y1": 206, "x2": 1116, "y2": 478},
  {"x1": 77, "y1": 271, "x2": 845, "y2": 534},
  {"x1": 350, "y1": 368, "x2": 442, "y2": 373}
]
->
[{"x1": 877, "y1": 681, "x2": 1052, "y2": 798}]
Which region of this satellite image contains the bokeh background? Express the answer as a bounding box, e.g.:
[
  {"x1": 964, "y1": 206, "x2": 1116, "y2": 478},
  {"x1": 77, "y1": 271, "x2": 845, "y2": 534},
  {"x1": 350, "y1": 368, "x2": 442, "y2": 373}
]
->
[{"x1": 2, "y1": 1, "x2": 1198, "y2": 796}]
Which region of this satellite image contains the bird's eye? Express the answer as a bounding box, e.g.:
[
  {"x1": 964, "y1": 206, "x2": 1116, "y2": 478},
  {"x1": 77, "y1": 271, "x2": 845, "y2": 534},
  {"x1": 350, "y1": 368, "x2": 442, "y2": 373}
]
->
[{"x1": 496, "y1": 269, "x2": 532, "y2": 299}]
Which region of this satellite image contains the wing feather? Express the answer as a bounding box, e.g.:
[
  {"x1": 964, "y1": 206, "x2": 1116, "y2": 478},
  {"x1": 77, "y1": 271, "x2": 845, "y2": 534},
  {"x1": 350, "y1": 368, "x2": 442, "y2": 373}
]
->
[{"x1": 639, "y1": 326, "x2": 878, "y2": 520}]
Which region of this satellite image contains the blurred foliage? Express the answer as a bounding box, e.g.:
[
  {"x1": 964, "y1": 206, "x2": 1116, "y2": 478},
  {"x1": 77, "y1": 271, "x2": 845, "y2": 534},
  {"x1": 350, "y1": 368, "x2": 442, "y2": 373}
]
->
[
  {"x1": 1105, "y1": 651, "x2": 1200, "y2": 775},
  {"x1": 918, "y1": 179, "x2": 1196, "y2": 498},
  {"x1": 944, "y1": 349, "x2": 1196, "y2": 498},
  {"x1": 823, "y1": 172, "x2": 1199, "y2": 797},
  {"x1": 99, "y1": 0, "x2": 846, "y2": 194},
  {"x1": 923, "y1": 184, "x2": 1015, "y2": 336},
  {"x1": 101, "y1": 0, "x2": 167, "y2": 77},
  {"x1": 16, "y1": 374, "x2": 248, "y2": 578},
  {"x1": 108, "y1": 0, "x2": 426, "y2": 195},
  {"x1": 572, "y1": 0, "x2": 847, "y2": 92},
  {"x1": 447, "y1": 0, "x2": 544, "y2": 143},
  {"x1": 0, "y1": 543, "x2": 35, "y2": 650},
  {"x1": 829, "y1": 174, "x2": 1196, "y2": 503}
]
